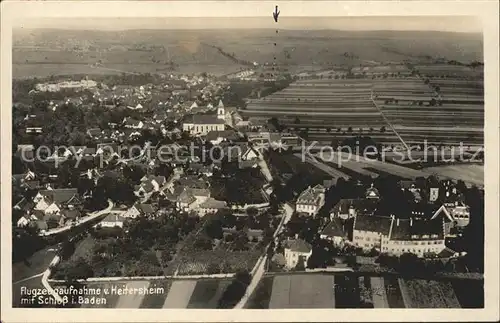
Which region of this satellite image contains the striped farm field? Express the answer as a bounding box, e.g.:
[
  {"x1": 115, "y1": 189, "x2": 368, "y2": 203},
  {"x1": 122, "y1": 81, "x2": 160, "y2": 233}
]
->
[
  {"x1": 139, "y1": 280, "x2": 173, "y2": 308},
  {"x1": 115, "y1": 281, "x2": 152, "y2": 308},
  {"x1": 317, "y1": 151, "x2": 428, "y2": 179},
  {"x1": 186, "y1": 279, "x2": 232, "y2": 308},
  {"x1": 79, "y1": 281, "x2": 128, "y2": 308},
  {"x1": 422, "y1": 164, "x2": 483, "y2": 187},
  {"x1": 162, "y1": 280, "x2": 198, "y2": 308},
  {"x1": 57, "y1": 278, "x2": 235, "y2": 309}
]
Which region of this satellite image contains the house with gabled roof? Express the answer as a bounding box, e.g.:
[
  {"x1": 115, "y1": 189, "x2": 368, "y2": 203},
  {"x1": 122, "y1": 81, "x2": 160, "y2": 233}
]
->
[
  {"x1": 352, "y1": 214, "x2": 393, "y2": 250},
  {"x1": 204, "y1": 129, "x2": 241, "y2": 145},
  {"x1": 296, "y1": 184, "x2": 326, "y2": 216},
  {"x1": 320, "y1": 218, "x2": 348, "y2": 246},
  {"x1": 14, "y1": 197, "x2": 35, "y2": 213},
  {"x1": 365, "y1": 184, "x2": 381, "y2": 200},
  {"x1": 98, "y1": 214, "x2": 126, "y2": 228},
  {"x1": 176, "y1": 189, "x2": 197, "y2": 211},
  {"x1": 381, "y1": 217, "x2": 446, "y2": 257},
  {"x1": 198, "y1": 198, "x2": 227, "y2": 216},
  {"x1": 284, "y1": 238, "x2": 312, "y2": 269},
  {"x1": 431, "y1": 201, "x2": 470, "y2": 234},
  {"x1": 123, "y1": 203, "x2": 157, "y2": 218},
  {"x1": 123, "y1": 118, "x2": 144, "y2": 129},
  {"x1": 33, "y1": 188, "x2": 81, "y2": 214},
  {"x1": 188, "y1": 163, "x2": 214, "y2": 177}
]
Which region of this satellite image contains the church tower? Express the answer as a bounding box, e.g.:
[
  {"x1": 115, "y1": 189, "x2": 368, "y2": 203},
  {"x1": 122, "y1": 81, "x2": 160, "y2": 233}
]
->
[{"x1": 217, "y1": 99, "x2": 225, "y2": 120}]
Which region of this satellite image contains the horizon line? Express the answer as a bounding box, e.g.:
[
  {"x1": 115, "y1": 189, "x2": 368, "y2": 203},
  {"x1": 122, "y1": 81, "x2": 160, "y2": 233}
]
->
[{"x1": 14, "y1": 27, "x2": 483, "y2": 35}]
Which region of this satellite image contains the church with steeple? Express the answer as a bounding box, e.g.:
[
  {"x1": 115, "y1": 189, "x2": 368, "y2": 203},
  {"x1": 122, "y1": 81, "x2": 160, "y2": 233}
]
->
[{"x1": 182, "y1": 99, "x2": 228, "y2": 135}]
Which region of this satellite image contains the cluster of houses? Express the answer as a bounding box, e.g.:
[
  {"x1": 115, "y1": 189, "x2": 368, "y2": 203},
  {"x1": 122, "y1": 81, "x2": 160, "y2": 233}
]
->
[
  {"x1": 15, "y1": 174, "x2": 83, "y2": 231},
  {"x1": 282, "y1": 180, "x2": 472, "y2": 269}
]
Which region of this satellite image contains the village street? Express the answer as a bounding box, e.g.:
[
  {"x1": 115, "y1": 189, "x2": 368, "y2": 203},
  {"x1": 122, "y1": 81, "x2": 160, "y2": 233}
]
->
[
  {"x1": 233, "y1": 202, "x2": 294, "y2": 309},
  {"x1": 39, "y1": 199, "x2": 115, "y2": 236}
]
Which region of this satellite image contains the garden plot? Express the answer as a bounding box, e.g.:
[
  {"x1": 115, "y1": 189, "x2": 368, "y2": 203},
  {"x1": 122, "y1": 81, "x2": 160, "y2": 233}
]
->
[
  {"x1": 398, "y1": 279, "x2": 461, "y2": 308},
  {"x1": 268, "y1": 274, "x2": 335, "y2": 308}
]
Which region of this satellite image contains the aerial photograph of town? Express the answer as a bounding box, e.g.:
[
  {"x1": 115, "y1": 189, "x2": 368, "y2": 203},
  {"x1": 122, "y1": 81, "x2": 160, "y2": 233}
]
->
[{"x1": 10, "y1": 15, "x2": 485, "y2": 310}]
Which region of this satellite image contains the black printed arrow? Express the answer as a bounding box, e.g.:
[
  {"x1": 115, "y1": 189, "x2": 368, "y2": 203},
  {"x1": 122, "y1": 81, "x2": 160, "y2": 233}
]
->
[{"x1": 273, "y1": 6, "x2": 280, "y2": 23}]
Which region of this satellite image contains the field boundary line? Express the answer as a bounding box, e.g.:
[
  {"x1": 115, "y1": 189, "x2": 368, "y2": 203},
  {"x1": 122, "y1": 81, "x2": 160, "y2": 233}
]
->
[
  {"x1": 397, "y1": 278, "x2": 412, "y2": 308},
  {"x1": 370, "y1": 90, "x2": 409, "y2": 150}
]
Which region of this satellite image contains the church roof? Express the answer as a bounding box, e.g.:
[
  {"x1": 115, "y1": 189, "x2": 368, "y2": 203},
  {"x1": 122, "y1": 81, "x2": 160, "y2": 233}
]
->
[{"x1": 184, "y1": 114, "x2": 225, "y2": 125}]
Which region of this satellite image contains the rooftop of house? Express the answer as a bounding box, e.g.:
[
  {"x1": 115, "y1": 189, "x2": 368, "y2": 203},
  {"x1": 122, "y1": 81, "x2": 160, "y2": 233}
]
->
[
  {"x1": 142, "y1": 175, "x2": 166, "y2": 184},
  {"x1": 191, "y1": 188, "x2": 210, "y2": 197},
  {"x1": 183, "y1": 114, "x2": 225, "y2": 125},
  {"x1": 285, "y1": 239, "x2": 312, "y2": 253},
  {"x1": 365, "y1": 184, "x2": 380, "y2": 199},
  {"x1": 438, "y1": 247, "x2": 457, "y2": 258},
  {"x1": 297, "y1": 184, "x2": 325, "y2": 205},
  {"x1": 137, "y1": 203, "x2": 155, "y2": 214},
  {"x1": 135, "y1": 181, "x2": 155, "y2": 193},
  {"x1": 124, "y1": 118, "x2": 142, "y2": 126},
  {"x1": 15, "y1": 198, "x2": 35, "y2": 212},
  {"x1": 178, "y1": 189, "x2": 197, "y2": 204},
  {"x1": 332, "y1": 198, "x2": 377, "y2": 215},
  {"x1": 24, "y1": 180, "x2": 40, "y2": 190},
  {"x1": 199, "y1": 197, "x2": 227, "y2": 209},
  {"x1": 177, "y1": 175, "x2": 209, "y2": 189},
  {"x1": 62, "y1": 209, "x2": 81, "y2": 220},
  {"x1": 389, "y1": 218, "x2": 444, "y2": 241},
  {"x1": 164, "y1": 185, "x2": 185, "y2": 202},
  {"x1": 30, "y1": 210, "x2": 45, "y2": 220},
  {"x1": 354, "y1": 214, "x2": 392, "y2": 235},
  {"x1": 205, "y1": 130, "x2": 239, "y2": 142},
  {"x1": 38, "y1": 188, "x2": 79, "y2": 205},
  {"x1": 410, "y1": 203, "x2": 438, "y2": 218},
  {"x1": 321, "y1": 218, "x2": 347, "y2": 238},
  {"x1": 35, "y1": 220, "x2": 48, "y2": 231},
  {"x1": 102, "y1": 214, "x2": 126, "y2": 222}
]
